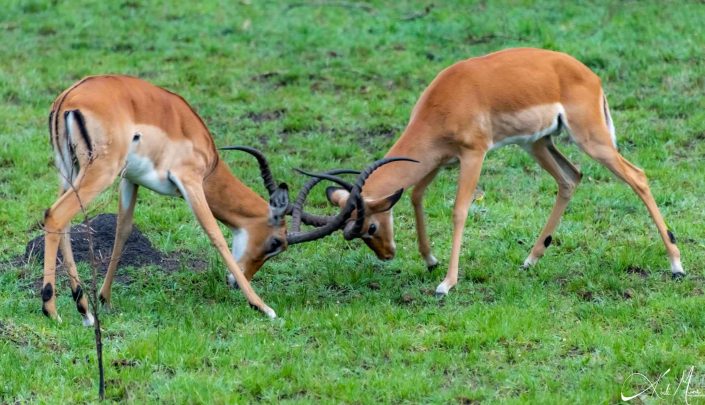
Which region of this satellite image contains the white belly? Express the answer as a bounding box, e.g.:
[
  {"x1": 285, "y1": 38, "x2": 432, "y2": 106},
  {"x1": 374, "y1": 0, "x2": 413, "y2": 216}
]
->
[
  {"x1": 124, "y1": 152, "x2": 180, "y2": 196},
  {"x1": 489, "y1": 103, "x2": 566, "y2": 151}
]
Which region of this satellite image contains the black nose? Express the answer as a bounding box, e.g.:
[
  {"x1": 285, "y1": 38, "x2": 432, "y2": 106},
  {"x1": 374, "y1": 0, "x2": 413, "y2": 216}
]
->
[{"x1": 268, "y1": 238, "x2": 283, "y2": 254}]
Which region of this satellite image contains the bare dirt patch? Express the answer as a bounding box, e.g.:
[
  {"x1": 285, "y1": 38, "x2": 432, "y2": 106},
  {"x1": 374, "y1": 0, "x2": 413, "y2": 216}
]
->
[{"x1": 21, "y1": 214, "x2": 206, "y2": 284}]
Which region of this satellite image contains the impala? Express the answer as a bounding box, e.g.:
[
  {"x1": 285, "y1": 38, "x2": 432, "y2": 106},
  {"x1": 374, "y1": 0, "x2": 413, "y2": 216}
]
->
[
  {"x1": 42, "y1": 75, "x2": 398, "y2": 324},
  {"x1": 299, "y1": 48, "x2": 684, "y2": 295}
]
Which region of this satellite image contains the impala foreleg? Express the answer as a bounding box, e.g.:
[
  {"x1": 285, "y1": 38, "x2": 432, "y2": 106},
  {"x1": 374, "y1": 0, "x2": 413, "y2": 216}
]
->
[
  {"x1": 99, "y1": 179, "x2": 138, "y2": 309},
  {"x1": 522, "y1": 137, "x2": 582, "y2": 268},
  {"x1": 436, "y1": 149, "x2": 485, "y2": 296},
  {"x1": 411, "y1": 168, "x2": 440, "y2": 270},
  {"x1": 168, "y1": 172, "x2": 277, "y2": 318}
]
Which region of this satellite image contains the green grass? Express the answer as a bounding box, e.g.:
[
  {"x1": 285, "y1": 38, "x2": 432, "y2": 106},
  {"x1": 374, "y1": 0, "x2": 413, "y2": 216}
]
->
[{"x1": 2, "y1": 0, "x2": 705, "y2": 402}]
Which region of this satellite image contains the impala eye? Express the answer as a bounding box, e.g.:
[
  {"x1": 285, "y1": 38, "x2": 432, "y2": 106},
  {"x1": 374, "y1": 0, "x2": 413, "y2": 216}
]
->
[{"x1": 368, "y1": 223, "x2": 377, "y2": 236}]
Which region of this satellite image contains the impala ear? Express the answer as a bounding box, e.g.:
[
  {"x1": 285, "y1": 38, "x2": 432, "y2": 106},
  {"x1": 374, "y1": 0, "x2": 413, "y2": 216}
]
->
[
  {"x1": 326, "y1": 186, "x2": 349, "y2": 209},
  {"x1": 268, "y1": 183, "x2": 289, "y2": 225},
  {"x1": 366, "y1": 188, "x2": 404, "y2": 213}
]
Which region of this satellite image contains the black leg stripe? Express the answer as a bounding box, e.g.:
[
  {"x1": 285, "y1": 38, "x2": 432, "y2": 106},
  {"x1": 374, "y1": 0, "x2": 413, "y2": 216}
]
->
[
  {"x1": 543, "y1": 235, "x2": 553, "y2": 248},
  {"x1": 71, "y1": 285, "x2": 83, "y2": 302},
  {"x1": 667, "y1": 230, "x2": 676, "y2": 244},
  {"x1": 41, "y1": 283, "x2": 53, "y2": 302},
  {"x1": 72, "y1": 285, "x2": 88, "y2": 315},
  {"x1": 48, "y1": 111, "x2": 54, "y2": 145}
]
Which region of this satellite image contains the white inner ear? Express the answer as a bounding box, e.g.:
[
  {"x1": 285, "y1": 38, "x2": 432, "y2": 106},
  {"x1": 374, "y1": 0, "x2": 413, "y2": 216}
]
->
[{"x1": 332, "y1": 189, "x2": 350, "y2": 204}]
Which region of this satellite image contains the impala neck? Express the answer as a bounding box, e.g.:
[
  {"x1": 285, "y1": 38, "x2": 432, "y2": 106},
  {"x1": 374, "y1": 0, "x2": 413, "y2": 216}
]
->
[
  {"x1": 203, "y1": 158, "x2": 269, "y2": 229},
  {"x1": 362, "y1": 122, "x2": 444, "y2": 199}
]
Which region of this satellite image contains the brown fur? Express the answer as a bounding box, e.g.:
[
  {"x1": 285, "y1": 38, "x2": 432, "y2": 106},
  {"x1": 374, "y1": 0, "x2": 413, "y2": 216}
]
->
[
  {"x1": 332, "y1": 48, "x2": 682, "y2": 293},
  {"x1": 42, "y1": 75, "x2": 285, "y2": 322}
]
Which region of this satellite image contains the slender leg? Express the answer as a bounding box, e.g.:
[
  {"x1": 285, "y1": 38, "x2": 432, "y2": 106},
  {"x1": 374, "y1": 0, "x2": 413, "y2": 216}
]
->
[
  {"x1": 436, "y1": 148, "x2": 486, "y2": 296},
  {"x1": 42, "y1": 164, "x2": 118, "y2": 322},
  {"x1": 168, "y1": 171, "x2": 277, "y2": 318},
  {"x1": 411, "y1": 168, "x2": 440, "y2": 269},
  {"x1": 99, "y1": 179, "x2": 138, "y2": 309},
  {"x1": 522, "y1": 136, "x2": 582, "y2": 268},
  {"x1": 582, "y1": 146, "x2": 683, "y2": 276},
  {"x1": 59, "y1": 222, "x2": 94, "y2": 327},
  {"x1": 568, "y1": 106, "x2": 684, "y2": 277}
]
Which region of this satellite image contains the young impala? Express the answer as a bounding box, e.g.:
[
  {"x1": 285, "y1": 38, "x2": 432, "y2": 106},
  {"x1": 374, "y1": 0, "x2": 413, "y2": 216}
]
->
[
  {"x1": 42, "y1": 75, "x2": 393, "y2": 324},
  {"x1": 300, "y1": 48, "x2": 684, "y2": 295}
]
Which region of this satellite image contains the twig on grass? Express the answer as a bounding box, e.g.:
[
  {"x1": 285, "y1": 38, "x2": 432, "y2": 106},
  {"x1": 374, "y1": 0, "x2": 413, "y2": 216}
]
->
[
  {"x1": 284, "y1": 1, "x2": 376, "y2": 13},
  {"x1": 401, "y1": 4, "x2": 434, "y2": 21},
  {"x1": 55, "y1": 158, "x2": 108, "y2": 400}
]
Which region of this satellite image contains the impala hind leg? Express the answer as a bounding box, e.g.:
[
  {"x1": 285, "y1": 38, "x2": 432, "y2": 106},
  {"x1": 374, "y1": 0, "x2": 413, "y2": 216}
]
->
[
  {"x1": 59, "y1": 222, "x2": 94, "y2": 327},
  {"x1": 42, "y1": 164, "x2": 118, "y2": 322},
  {"x1": 522, "y1": 136, "x2": 582, "y2": 268},
  {"x1": 436, "y1": 149, "x2": 486, "y2": 296},
  {"x1": 571, "y1": 121, "x2": 683, "y2": 277},
  {"x1": 168, "y1": 172, "x2": 277, "y2": 318},
  {"x1": 99, "y1": 179, "x2": 138, "y2": 309},
  {"x1": 412, "y1": 168, "x2": 440, "y2": 270}
]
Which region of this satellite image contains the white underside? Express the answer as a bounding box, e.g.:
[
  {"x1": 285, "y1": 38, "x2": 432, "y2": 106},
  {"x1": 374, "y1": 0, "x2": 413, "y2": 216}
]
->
[
  {"x1": 488, "y1": 103, "x2": 567, "y2": 151},
  {"x1": 124, "y1": 152, "x2": 180, "y2": 196}
]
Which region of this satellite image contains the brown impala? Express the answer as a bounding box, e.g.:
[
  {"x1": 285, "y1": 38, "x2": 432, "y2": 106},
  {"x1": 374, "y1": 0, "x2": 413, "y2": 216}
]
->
[
  {"x1": 299, "y1": 48, "x2": 684, "y2": 296},
  {"x1": 42, "y1": 75, "x2": 405, "y2": 324}
]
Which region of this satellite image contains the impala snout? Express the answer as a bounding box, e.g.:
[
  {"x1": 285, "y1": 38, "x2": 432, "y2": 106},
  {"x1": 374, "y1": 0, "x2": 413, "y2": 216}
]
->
[{"x1": 364, "y1": 237, "x2": 396, "y2": 261}]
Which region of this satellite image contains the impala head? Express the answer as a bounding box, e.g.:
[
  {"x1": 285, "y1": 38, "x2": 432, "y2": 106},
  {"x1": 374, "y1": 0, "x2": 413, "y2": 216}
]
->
[
  {"x1": 325, "y1": 186, "x2": 403, "y2": 260},
  {"x1": 237, "y1": 182, "x2": 290, "y2": 272},
  {"x1": 291, "y1": 157, "x2": 419, "y2": 260},
  {"x1": 220, "y1": 146, "x2": 291, "y2": 274}
]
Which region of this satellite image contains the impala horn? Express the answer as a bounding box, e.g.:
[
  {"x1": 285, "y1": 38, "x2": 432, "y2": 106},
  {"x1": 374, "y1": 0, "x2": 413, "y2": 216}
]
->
[
  {"x1": 220, "y1": 145, "x2": 344, "y2": 227},
  {"x1": 220, "y1": 146, "x2": 278, "y2": 195},
  {"x1": 286, "y1": 157, "x2": 419, "y2": 245}
]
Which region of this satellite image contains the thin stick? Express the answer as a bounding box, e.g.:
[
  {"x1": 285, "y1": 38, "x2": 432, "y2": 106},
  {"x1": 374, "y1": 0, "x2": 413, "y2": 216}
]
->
[{"x1": 285, "y1": 1, "x2": 375, "y2": 13}]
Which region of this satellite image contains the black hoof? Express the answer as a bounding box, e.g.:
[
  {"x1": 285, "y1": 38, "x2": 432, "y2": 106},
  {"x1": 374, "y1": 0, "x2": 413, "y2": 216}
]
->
[
  {"x1": 434, "y1": 291, "x2": 447, "y2": 299},
  {"x1": 427, "y1": 262, "x2": 439, "y2": 272},
  {"x1": 671, "y1": 272, "x2": 686, "y2": 281}
]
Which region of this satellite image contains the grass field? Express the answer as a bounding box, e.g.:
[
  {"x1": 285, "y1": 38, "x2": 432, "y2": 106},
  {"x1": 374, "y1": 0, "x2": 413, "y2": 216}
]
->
[{"x1": 1, "y1": 0, "x2": 705, "y2": 402}]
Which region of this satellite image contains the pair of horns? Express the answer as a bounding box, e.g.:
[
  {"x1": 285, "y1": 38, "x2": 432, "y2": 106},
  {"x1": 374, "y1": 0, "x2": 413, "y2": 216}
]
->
[
  {"x1": 220, "y1": 146, "x2": 417, "y2": 245},
  {"x1": 290, "y1": 157, "x2": 419, "y2": 242}
]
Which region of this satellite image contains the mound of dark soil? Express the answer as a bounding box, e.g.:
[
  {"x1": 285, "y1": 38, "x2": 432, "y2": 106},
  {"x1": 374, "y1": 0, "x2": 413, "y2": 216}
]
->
[{"x1": 24, "y1": 213, "x2": 164, "y2": 272}]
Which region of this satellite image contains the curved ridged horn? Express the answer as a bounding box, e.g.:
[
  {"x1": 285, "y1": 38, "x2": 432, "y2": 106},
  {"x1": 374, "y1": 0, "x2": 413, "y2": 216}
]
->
[
  {"x1": 347, "y1": 157, "x2": 419, "y2": 238},
  {"x1": 290, "y1": 169, "x2": 359, "y2": 232},
  {"x1": 220, "y1": 145, "x2": 345, "y2": 227},
  {"x1": 286, "y1": 157, "x2": 419, "y2": 245},
  {"x1": 220, "y1": 146, "x2": 277, "y2": 196}
]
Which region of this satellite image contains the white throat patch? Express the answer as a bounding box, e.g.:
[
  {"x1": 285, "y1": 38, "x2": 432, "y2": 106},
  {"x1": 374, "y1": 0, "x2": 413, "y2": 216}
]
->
[{"x1": 231, "y1": 228, "x2": 249, "y2": 261}]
